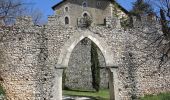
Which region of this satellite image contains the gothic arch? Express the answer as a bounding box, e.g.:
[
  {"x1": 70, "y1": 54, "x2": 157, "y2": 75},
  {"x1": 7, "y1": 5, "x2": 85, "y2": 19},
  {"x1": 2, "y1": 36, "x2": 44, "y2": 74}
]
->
[
  {"x1": 52, "y1": 30, "x2": 119, "y2": 100},
  {"x1": 57, "y1": 30, "x2": 115, "y2": 68}
]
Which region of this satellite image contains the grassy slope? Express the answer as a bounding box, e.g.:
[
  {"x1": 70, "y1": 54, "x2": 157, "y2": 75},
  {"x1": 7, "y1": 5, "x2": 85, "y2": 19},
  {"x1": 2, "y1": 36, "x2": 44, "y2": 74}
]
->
[{"x1": 63, "y1": 89, "x2": 109, "y2": 100}]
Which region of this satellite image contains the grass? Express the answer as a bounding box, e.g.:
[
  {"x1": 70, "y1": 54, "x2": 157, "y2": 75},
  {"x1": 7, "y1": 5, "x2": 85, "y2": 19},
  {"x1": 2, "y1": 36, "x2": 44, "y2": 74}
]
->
[
  {"x1": 64, "y1": 90, "x2": 170, "y2": 100},
  {"x1": 63, "y1": 89, "x2": 109, "y2": 100},
  {"x1": 140, "y1": 92, "x2": 170, "y2": 100}
]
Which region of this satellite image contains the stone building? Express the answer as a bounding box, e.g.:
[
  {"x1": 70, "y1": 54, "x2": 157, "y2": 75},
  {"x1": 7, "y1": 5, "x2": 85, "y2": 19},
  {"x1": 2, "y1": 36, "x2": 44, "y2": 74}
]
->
[
  {"x1": 51, "y1": 0, "x2": 129, "y2": 90},
  {"x1": 0, "y1": 0, "x2": 170, "y2": 100},
  {"x1": 52, "y1": 0, "x2": 128, "y2": 26}
]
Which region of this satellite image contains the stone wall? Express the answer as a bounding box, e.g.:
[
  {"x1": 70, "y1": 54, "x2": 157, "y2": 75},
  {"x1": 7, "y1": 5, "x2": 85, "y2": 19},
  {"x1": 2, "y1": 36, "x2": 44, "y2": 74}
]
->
[
  {"x1": 0, "y1": 15, "x2": 170, "y2": 100},
  {"x1": 64, "y1": 38, "x2": 108, "y2": 90},
  {"x1": 0, "y1": 17, "x2": 47, "y2": 100},
  {"x1": 65, "y1": 39, "x2": 93, "y2": 90},
  {"x1": 123, "y1": 16, "x2": 170, "y2": 98}
]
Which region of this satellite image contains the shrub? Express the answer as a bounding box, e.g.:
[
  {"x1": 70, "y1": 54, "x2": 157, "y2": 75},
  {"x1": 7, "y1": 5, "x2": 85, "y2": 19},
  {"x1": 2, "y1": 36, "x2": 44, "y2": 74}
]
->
[{"x1": 91, "y1": 42, "x2": 100, "y2": 92}]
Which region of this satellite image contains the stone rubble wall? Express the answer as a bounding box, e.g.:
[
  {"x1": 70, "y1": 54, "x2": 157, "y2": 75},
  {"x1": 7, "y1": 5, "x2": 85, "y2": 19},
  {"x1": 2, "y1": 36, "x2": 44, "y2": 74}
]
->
[
  {"x1": 124, "y1": 17, "x2": 170, "y2": 98},
  {"x1": 0, "y1": 15, "x2": 170, "y2": 100},
  {"x1": 65, "y1": 39, "x2": 93, "y2": 90},
  {"x1": 64, "y1": 38, "x2": 108, "y2": 90},
  {"x1": 0, "y1": 17, "x2": 47, "y2": 100}
]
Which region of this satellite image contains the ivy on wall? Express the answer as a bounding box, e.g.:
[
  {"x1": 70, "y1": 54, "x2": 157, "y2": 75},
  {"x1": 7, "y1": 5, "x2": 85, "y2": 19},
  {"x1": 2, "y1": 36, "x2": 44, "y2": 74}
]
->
[
  {"x1": 91, "y1": 42, "x2": 100, "y2": 92},
  {"x1": 0, "y1": 84, "x2": 6, "y2": 99},
  {"x1": 0, "y1": 84, "x2": 5, "y2": 95}
]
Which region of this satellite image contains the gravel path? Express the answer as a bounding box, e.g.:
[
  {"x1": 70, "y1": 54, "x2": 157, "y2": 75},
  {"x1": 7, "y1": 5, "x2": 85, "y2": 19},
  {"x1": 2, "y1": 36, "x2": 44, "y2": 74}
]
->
[{"x1": 63, "y1": 96, "x2": 95, "y2": 100}]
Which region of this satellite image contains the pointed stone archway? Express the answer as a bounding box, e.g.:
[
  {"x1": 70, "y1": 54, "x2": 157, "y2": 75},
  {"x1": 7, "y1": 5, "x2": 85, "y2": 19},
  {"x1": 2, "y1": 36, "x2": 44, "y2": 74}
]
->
[{"x1": 51, "y1": 30, "x2": 119, "y2": 100}]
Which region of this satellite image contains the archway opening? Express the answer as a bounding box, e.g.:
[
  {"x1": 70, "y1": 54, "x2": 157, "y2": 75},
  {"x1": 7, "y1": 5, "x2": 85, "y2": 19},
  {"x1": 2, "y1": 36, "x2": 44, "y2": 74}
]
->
[{"x1": 62, "y1": 38, "x2": 110, "y2": 99}]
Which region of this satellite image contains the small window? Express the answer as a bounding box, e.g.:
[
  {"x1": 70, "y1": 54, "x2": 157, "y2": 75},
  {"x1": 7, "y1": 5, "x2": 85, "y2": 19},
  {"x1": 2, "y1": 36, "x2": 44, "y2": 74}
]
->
[
  {"x1": 82, "y1": 1, "x2": 87, "y2": 8},
  {"x1": 83, "y1": 13, "x2": 88, "y2": 17},
  {"x1": 82, "y1": 11, "x2": 90, "y2": 18},
  {"x1": 65, "y1": 17, "x2": 69, "y2": 25},
  {"x1": 97, "y1": 1, "x2": 101, "y2": 7},
  {"x1": 65, "y1": 7, "x2": 69, "y2": 12}
]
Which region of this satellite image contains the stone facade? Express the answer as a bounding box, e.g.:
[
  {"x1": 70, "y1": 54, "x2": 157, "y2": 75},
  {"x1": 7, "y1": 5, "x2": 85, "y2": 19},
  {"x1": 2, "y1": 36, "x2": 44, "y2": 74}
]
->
[
  {"x1": 52, "y1": 0, "x2": 128, "y2": 26},
  {"x1": 0, "y1": 1, "x2": 170, "y2": 100}
]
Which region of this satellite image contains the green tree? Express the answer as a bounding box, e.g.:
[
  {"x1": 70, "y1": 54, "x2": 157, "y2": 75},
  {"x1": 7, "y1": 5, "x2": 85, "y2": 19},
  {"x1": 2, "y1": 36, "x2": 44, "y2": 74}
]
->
[
  {"x1": 91, "y1": 42, "x2": 100, "y2": 92},
  {"x1": 130, "y1": 0, "x2": 154, "y2": 17}
]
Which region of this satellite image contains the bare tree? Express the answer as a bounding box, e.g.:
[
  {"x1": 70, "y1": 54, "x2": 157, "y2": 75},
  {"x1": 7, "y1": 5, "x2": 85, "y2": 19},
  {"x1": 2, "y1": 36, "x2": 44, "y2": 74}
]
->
[
  {"x1": 30, "y1": 9, "x2": 43, "y2": 25},
  {"x1": 130, "y1": 0, "x2": 154, "y2": 17},
  {"x1": 151, "y1": 0, "x2": 170, "y2": 66},
  {"x1": 153, "y1": 0, "x2": 170, "y2": 19},
  {"x1": 0, "y1": 0, "x2": 43, "y2": 25},
  {"x1": 151, "y1": 0, "x2": 170, "y2": 31},
  {"x1": 133, "y1": 0, "x2": 170, "y2": 67},
  {"x1": 0, "y1": 0, "x2": 27, "y2": 25}
]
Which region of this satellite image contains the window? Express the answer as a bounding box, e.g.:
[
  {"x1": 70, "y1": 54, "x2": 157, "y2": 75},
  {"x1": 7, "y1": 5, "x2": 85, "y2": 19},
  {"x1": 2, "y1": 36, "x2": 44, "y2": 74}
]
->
[
  {"x1": 65, "y1": 7, "x2": 69, "y2": 12},
  {"x1": 83, "y1": 13, "x2": 88, "y2": 17},
  {"x1": 97, "y1": 1, "x2": 101, "y2": 7},
  {"x1": 82, "y1": 1, "x2": 87, "y2": 8},
  {"x1": 82, "y1": 11, "x2": 90, "y2": 18},
  {"x1": 65, "y1": 17, "x2": 69, "y2": 25}
]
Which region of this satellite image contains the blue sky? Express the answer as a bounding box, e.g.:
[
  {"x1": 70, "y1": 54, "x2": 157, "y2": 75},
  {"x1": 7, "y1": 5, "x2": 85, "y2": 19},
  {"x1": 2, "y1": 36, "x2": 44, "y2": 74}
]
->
[{"x1": 25, "y1": 0, "x2": 136, "y2": 22}]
